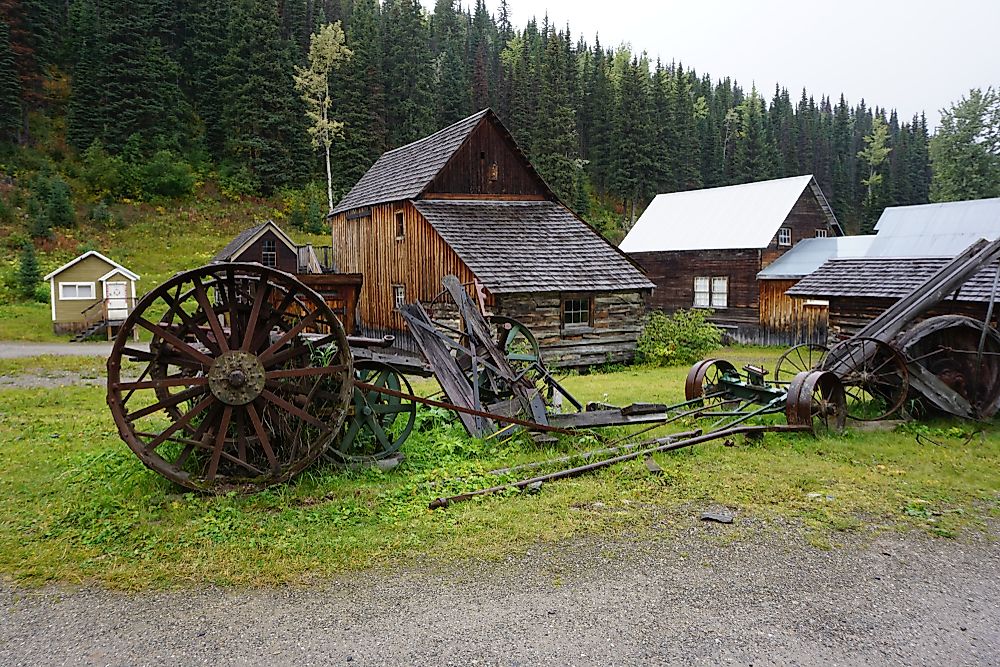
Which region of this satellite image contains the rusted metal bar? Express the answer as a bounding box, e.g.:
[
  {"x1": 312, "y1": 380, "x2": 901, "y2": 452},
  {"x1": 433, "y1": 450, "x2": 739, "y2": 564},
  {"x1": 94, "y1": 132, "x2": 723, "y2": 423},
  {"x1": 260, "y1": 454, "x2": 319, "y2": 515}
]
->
[{"x1": 428, "y1": 424, "x2": 811, "y2": 509}]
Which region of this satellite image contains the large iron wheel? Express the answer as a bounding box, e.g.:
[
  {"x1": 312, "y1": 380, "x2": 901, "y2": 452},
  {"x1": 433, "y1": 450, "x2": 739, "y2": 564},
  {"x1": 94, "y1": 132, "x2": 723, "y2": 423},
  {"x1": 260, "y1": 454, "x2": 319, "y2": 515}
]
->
[
  {"x1": 107, "y1": 263, "x2": 353, "y2": 493},
  {"x1": 786, "y1": 370, "x2": 847, "y2": 435},
  {"x1": 684, "y1": 359, "x2": 739, "y2": 408},
  {"x1": 774, "y1": 343, "x2": 828, "y2": 385},
  {"x1": 820, "y1": 337, "x2": 908, "y2": 421},
  {"x1": 327, "y1": 361, "x2": 416, "y2": 464}
]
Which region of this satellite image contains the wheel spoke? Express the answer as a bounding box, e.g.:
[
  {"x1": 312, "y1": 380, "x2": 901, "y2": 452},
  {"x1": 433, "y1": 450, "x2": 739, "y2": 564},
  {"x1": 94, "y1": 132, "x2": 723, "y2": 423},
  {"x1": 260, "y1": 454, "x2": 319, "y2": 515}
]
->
[
  {"x1": 246, "y1": 402, "x2": 280, "y2": 473},
  {"x1": 204, "y1": 405, "x2": 233, "y2": 482},
  {"x1": 192, "y1": 278, "x2": 230, "y2": 354},
  {"x1": 143, "y1": 395, "x2": 214, "y2": 451},
  {"x1": 241, "y1": 280, "x2": 271, "y2": 352},
  {"x1": 159, "y1": 289, "x2": 220, "y2": 355},
  {"x1": 260, "y1": 310, "x2": 321, "y2": 364},
  {"x1": 116, "y1": 376, "x2": 209, "y2": 391},
  {"x1": 266, "y1": 364, "x2": 349, "y2": 380},
  {"x1": 125, "y1": 384, "x2": 208, "y2": 421},
  {"x1": 260, "y1": 389, "x2": 331, "y2": 432},
  {"x1": 136, "y1": 318, "x2": 214, "y2": 367}
]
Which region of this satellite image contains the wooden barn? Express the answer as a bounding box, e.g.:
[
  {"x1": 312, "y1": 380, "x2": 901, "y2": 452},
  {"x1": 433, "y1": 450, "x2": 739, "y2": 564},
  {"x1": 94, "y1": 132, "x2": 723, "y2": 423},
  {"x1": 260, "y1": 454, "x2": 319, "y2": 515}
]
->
[
  {"x1": 327, "y1": 108, "x2": 654, "y2": 367},
  {"x1": 756, "y1": 235, "x2": 873, "y2": 344},
  {"x1": 619, "y1": 175, "x2": 842, "y2": 345},
  {"x1": 787, "y1": 197, "x2": 1000, "y2": 341},
  {"x1": 213, "y1": 220, "x2": 363, "y2": 334}
]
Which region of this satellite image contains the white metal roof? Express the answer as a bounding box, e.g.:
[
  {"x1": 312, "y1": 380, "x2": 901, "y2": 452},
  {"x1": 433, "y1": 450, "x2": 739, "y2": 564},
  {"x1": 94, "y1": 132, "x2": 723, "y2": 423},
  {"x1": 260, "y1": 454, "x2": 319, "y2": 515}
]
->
[
  {"x1": 757, "y1": 236, "x2": 875, "y2": 279},
  {"x1": 43, "y1": 250, "x2": 140, "y2": 281},
  {"x1": 619, "y1": 175, "x2": 836, "y2": 253},
  {"x1": 867, "y1": 197, "x2": 1000, "y2": 257}
]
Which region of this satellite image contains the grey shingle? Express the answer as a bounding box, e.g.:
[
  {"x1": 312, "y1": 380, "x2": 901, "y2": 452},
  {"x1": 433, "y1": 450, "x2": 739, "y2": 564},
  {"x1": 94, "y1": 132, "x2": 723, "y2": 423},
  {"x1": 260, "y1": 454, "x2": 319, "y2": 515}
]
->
[
  {"x1": 787, "y1": 257, "x2": 1000, "y2": 302},
  {"x1": 331, "y1": 109, "x2": 490, "y2": 215},
  {"x1": 212, "y1": 223, "x2": 269, "y2": 263},
  {"x1": 413, "y1": 200, "x2": 653, "y2": 293}
]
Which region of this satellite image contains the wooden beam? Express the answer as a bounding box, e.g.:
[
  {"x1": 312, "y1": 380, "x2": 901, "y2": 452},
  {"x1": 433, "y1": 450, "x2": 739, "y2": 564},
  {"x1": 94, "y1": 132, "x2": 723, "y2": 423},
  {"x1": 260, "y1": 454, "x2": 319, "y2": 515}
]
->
[{"x1": 420, "y1": 193, "x2": 547, "y2": 201}]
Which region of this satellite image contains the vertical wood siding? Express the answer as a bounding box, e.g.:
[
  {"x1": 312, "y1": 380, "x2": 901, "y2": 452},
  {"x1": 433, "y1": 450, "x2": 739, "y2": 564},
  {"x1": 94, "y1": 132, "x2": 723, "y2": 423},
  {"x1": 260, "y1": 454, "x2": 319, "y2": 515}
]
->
[
  {"x1": 330, "y1": 201, "x2": 479, "y2": 333},
  {"x1": 758, "y1": 279, "x2": 828, "y2": 345}
]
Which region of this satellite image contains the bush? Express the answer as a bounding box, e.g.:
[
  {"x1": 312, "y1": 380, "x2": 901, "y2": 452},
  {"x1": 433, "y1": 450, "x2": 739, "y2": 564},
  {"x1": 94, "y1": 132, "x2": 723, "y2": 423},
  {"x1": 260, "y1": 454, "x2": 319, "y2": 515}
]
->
[
  {"x1": 135, "y1": 150, "x2": 195, "y2": 199},
  {"x1": 80, "y1": 140, "x2": 126, "y2": 198},
  {"x1": 281, "y1": 183, "x2": 328, "y2": 234},
  {"x1": 635, "y1": 309, "x2": 722, "y2": 367},
  {"x1": 32, "y1": 283, "x2": 49, "y2": 303},
  {"x1": 218, "y1": 162, "x2": 258, "y2": 199},
  {"x1": 45, "y1": 177, "x2": 75, "y2": 227}
]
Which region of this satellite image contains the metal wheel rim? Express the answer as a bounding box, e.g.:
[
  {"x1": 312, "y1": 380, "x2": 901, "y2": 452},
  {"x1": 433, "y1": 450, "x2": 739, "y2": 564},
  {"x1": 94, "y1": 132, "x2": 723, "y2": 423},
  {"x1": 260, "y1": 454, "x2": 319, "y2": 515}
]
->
[
  {"x1": 774, "y1": 343, "x2": 828, "y2": 385},
  {"x1": 820, "y1": 337, "x2": 908, "y2": 421},
  {"x1": 327, "y1": 361, "x2": 417, "y2": 463}
]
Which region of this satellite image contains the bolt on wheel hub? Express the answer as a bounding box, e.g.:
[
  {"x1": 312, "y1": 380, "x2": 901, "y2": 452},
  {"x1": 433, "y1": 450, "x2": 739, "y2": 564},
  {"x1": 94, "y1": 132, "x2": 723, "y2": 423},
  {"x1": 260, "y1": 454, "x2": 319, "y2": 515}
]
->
[{"x1": 209, "y1": 351, "x2": 266, "y2": 405}]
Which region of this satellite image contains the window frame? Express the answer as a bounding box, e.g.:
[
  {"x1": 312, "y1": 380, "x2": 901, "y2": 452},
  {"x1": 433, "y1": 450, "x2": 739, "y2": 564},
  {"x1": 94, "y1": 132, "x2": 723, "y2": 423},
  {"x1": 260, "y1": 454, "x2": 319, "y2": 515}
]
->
[
  {"x1": 710, "y1": 276, "x2": 728, "y2": 309},
  {"x1": 814, "y1": 228, "x2": 829, "y2": 238},
  {"x1": 392, "y1": 283, "x2": 406, "y2": 309},
  {"x1": 394, "y1": 210, "x2": 405, "y2": 241},
  {"x1": 693, "y1": 276, "x2": 728, "y2": 309},
  {"x1": 560, "y1": 293, "x2": 593, "y2": 330},
  {"x1": 59, "y1": 282, "x2": 96, "y2": 300},
  {"x1": 261, "y1": 238, "x2": 277, "y2": 268},
  {"x1": 777, "y1": 227, "x2": 792, "y2": 246}
]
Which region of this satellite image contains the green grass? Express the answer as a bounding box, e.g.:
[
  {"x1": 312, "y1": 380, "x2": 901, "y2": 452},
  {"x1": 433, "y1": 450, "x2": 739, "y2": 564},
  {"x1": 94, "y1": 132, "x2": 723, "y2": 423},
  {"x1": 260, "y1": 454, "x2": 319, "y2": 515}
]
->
[
  {"x1": 0, "y1": 352, "x2": 997, "y2": 589},
  {"x1": 0, "y1": 303, "x2": 62, "y2": 342}
]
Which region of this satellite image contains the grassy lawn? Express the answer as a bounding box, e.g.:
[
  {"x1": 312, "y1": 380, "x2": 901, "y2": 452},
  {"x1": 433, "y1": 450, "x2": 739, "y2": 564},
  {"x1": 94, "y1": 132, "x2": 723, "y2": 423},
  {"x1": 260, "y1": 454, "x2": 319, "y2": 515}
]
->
[{"x1": 0, "y1": 348, "x2": 997, "y2": 590}]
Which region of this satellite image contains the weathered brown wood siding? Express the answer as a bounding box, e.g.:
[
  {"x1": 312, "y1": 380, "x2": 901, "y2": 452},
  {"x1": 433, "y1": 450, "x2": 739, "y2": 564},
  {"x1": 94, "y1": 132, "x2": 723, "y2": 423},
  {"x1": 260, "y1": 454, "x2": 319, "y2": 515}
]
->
[
  {"x1": 759, "y1": 279, "x2": 828, "y2": 345},
  {"x1": 330, "y1": 201, "x2": 479, "y2": 336},
  {"x1": 495, "y1": 291, "x2": 646, "y2": 367},
  {"x1": 760, "y1": 188, "x2": 837, "y2": 267},
  {"x1": 298, "y1": 273, "x2": 363, "y2": 335},
  {"x1": 231, "y1": 230, "x2": 298, "y2": 274},
  {"x1": 825, "y1": 297, "x2": 996, "y2": 343},
  {"x1": 424, "y1": 118, "x2": 548, "y2": 198}
]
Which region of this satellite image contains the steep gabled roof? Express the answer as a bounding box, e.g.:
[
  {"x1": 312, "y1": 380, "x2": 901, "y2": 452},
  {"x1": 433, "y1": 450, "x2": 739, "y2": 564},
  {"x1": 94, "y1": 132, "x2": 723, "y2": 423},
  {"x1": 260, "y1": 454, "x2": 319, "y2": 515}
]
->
[
  {"x1": 43, "y1": 250, "x2": 139, "y2": 281},
  {"x1": 786, "y1": 255, "x2": 1000, "y2": 302},
  {"x1": 332, "y1": 109, "x2": 491, "y2": 214},
  {"x1": 867, "y1": 197, "x2": 1000, "y2": 257},
  {"x1": 619, "y1": 175, "x2": 841, "y2": 253},
  {"x1": 412, "y1": 200, "x2": 653, "y2": 294},
  {"x1": 212, "y1": 220, "x2": 297, "y2": 263}
]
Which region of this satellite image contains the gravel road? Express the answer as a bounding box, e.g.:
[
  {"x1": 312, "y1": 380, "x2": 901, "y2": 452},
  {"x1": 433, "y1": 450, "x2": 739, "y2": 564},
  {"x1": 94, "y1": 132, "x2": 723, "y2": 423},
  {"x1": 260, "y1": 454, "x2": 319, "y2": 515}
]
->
[
  {"x1": 1, "y1": 522, "x2": 997, "y2": 666},
  {"x1": 0, "y1": 342, "x2": 149, "y2": 359}
]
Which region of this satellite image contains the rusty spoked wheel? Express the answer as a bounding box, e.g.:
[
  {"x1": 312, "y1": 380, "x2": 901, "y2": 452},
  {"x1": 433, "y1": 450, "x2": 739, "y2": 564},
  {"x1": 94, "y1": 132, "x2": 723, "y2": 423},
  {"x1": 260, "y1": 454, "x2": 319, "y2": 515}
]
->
[
  {"x1": 820, "y1": 337, "x2": 908, "y2": 421},
  {"x1": 107, "y1": 263, "x2": 353, "y2": 493},
  {"x1": 684, "y1": 359, "x2": 739, "y2": 408},
  {"x1": 774, "y1": 343, "x2": 828, "y2": 385},
  {"x1": 786, "y1": 370, "x2": 846, "y2": 435}
]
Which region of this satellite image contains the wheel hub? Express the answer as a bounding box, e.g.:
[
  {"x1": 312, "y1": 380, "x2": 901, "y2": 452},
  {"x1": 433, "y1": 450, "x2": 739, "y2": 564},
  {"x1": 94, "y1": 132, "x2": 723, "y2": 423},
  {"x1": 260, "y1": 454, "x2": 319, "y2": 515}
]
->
[{"x1": 209, "y1": 351, "x2": 265, "y2": 405}]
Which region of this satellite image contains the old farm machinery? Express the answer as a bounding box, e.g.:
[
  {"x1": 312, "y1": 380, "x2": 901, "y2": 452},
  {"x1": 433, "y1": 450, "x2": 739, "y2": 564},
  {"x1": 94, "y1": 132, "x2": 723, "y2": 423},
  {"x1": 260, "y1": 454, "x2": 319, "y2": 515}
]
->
[
  {"x1": 106, "y1": 264, "x2": 846, "y2": 494},
  {"x1": 772, "y1": 237, "x2": 1000, "y2": 421}
]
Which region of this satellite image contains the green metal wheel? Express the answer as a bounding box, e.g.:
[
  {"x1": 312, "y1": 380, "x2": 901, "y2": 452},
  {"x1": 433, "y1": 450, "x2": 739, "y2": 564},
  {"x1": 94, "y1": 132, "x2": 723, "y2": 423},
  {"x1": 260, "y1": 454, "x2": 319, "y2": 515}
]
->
[{"x1": 326, "y1": 361, "x2": 416, "y2": 464}]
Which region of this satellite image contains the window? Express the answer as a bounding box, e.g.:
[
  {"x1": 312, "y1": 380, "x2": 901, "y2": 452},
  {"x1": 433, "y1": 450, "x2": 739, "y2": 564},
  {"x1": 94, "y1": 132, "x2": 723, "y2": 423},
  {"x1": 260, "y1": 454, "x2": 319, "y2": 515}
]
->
[
  {"x1": 261, "y1": 239, "x2": 277, "y2": 267},
  {"x1": 59, "y1": 282, "x2": 95, "y2": 300},
  {"x1": 394, "y1": 211, "x2": 405, "y2": 240},
  {"x1": 777, "y1": 227, "x2": 792, "y2": 246},
  {"x1": 815, "y1": 228, "x2": 829, "y2": 238},
  {"x1": 392, "y1": 284, "x2": 406, "y2": 309},
  {"x1": 694, "y1": 276, "x2": 727, "y2": 308},
  {"x1": 562, "y1": 295, "x2": 592, "y2": 328}
]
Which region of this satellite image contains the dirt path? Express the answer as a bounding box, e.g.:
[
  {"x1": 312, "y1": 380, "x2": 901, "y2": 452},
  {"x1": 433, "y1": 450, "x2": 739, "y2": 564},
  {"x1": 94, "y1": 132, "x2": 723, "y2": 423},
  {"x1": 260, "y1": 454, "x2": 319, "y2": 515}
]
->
[
  {"x1": 0, "y1": 342, "x2": 148, "y2": 359},
  {"x1": 1, "y1": 524, "x2": 996, "y2": 666}
]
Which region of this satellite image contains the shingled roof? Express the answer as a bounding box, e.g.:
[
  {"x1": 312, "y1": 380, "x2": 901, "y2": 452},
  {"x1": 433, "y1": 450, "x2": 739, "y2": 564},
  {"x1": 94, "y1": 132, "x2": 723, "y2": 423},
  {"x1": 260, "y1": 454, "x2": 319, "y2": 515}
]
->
[
  {"x1": 786, "y1": 256, "x2": 1000, "y2": 302},
  {"x1": 212, "y1": 220, "x2": 296, "y2": 263},
  {"x1": 332, "y1": 109, "x2": 492, "y2": 214},
  {"x1": 412, "y1": 200, "x2": 653, "y2": 294}
]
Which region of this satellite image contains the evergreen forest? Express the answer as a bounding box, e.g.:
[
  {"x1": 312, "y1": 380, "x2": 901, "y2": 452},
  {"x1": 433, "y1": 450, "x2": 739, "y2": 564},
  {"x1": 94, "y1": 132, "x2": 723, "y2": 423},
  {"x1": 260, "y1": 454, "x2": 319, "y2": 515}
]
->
[{"x1": 1, "y1": 0, "x2": 985, "y2": 241}]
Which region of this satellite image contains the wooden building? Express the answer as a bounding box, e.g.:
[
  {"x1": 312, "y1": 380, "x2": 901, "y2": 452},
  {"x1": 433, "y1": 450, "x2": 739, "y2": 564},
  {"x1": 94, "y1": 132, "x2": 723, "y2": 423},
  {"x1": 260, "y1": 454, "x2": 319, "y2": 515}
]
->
[
  {"x1": 619, "y1": 175, "x2": 842, "y2": 345},
  {"x1": 786, "y1": 197, "x2": 1000, "y2": 340},
  {"x1": 44, "y1": 250, "x2": 139, "y2": 339},
  {"x1": 213, "y1": 220, "x2": 362, "y2": 334},
  {"x1": 328, "y1": 108, "x2": 653, "y2": 367}
]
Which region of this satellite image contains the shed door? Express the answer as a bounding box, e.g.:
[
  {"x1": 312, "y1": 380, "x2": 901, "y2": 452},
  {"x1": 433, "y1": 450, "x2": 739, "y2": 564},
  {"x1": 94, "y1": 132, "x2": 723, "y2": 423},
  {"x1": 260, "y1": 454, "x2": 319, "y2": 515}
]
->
[{"x1": 106, "y1": 282, "x2": 129, "y2": 321}]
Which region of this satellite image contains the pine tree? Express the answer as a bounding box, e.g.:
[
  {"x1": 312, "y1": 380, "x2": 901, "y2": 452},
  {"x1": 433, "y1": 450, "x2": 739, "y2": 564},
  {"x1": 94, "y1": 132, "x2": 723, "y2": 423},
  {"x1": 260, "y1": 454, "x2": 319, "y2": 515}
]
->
[
  {"x1": 66, "y1": 0, "x2": 104, "y2": 150},
  {"x1": 430, "y1": 0, "x2": 470, "y2": 125},
  {"x1": 858, "y1": 115, "x2": 892, "y2": 232},
  {"x1": 733, "y1": 87, "x2": 773, "y2": 183},
  {"x1": 17, "y1": 242, "x2": 40, "y2": 300},
  {"x1": 531, "y1": 29, "x2": 579, "y2": 203},
  {"x1": 669, "y1": 66, "x2": 701, "y2": 190},
  {"x1": 0, "y1": 19, "x2": 21, "y2": 143},
  {"x1": 177, "y1": 0, "x2": 231, "y2": 158},
  {"x1": 930, "y1": 88, "x2": 1000, "y2": 202},
  {"x1": 382, "y1": 0, "x2": 434, "y2": 146}
]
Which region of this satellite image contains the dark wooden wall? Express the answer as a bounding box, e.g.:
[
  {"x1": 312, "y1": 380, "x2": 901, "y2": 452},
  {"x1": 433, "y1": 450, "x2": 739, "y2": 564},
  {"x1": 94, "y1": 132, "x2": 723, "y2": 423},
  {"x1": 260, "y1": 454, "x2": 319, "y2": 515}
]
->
[
  {"x1": 232, "y1": 230, "x2": 298, "y2": 274},
  {"x1": 761, "y1": 188, "x2": 838, "y2": 266},
  {"x1": 424, "y1": 119, "x2": 549, "y2": 198},
  {"x1": 299, "y1": 273, "x2": 363, "y2": 335},
  {"x1": 826, "y1": 297, "x2": 996, "y2": 343}
]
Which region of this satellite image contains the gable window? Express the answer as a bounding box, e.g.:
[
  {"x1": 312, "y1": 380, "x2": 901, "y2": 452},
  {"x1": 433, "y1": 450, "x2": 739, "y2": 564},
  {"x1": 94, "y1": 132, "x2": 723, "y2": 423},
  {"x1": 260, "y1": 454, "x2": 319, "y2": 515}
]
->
[
  {"x1": 777, "y1": 227, "x2": 792, "y2": 246},
  {"x1": 815, "y1": 228, "x2": 829, "y2": 238},
  {"x1": 395, "y1": 211, "x2": 405, "y2": 241},
  {"x1": 562, "y1": 295, "x2": 592, "y2": 329},
  {"x1": 261, "y1": 239, "x2": 277, "y2": 267},
  {"x1": 59, "y1": 282, "x2": 96, "y2": 300},
  {"x1": 392, "y1": 284, "x2": 406, "y2": 309},
  {"x1": 694, "y1": 277, "x2": 727, "y2": 308}
]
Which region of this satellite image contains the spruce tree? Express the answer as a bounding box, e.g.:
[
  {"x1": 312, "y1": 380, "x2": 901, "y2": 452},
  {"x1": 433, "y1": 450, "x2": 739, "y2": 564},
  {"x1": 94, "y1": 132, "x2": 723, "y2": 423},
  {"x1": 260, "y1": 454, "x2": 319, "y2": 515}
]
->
[
  {"x1": 382, "y1": 0, "x2": 434, "y2": 146},
  {"x1": 532, "y1": 29, "x2": 579, "y2": 203},
  {"x1": 17, "y1": 242, "x2": 41, "y2": 300},
  {"x1": 0, "y1": 19, "x2": 21, "y2": 143},
  {"x1": 430, "y1": 0, "x2": 471, "y2": 125}
]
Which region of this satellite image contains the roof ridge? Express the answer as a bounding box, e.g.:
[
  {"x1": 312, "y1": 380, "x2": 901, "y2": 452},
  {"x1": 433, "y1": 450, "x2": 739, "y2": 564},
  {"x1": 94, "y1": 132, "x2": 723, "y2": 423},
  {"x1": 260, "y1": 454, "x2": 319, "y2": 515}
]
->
[
  {"x1": 652, "y1": 174, "x2": 813, "y2": 199},
  {"x1": 379, "y1": 108, "x2": 490, "y2": 158}
]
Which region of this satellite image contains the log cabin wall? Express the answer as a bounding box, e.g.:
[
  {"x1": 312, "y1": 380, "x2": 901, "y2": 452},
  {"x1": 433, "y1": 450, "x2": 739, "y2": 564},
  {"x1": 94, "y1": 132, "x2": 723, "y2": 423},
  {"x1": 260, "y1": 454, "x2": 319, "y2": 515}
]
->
[
  {"x1": 330, "y1": 201, "x2": 480, "y2": 338},
  {"x1": 495, "y1": 291, "x2": 646, "y2": 368},
  {"x1": 423, "y1": 118, "x2": 549, "y2": 198},
  {"x1": 758, "y1": 279, "x2": 828, "y2": 346},
  {"x1": 826, "y1": 297, "x2": 997, "y2": 343},
  {"x1": 231, "y1": 230, "x2": 298, "y2": 274}
]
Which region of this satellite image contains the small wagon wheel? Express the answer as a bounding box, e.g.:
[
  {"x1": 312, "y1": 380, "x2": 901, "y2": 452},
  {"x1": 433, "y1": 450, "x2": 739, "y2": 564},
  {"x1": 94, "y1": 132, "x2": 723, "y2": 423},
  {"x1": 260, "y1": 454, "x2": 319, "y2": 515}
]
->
[
  {"x1": 684, "y1": 359, "x2": 739, "y2": 407},
  {"x1": 327, "y1": 360, "x2": 417, "y2": 464},
  {"x1": 107, "y1": 263, "x2": 353, "y2": 493},
  {"x1": 774, "y1": 343, "x2": 828, "y2": 385},
  {"x1": 491, "y1": 315, "x2": 542, "y2": 372},
  {"x1": 786, "y1": 370, "x2": 846, "y2": 435},
  {"x1": 820, "y1": 337, "x2": 908, "y2": 421}
]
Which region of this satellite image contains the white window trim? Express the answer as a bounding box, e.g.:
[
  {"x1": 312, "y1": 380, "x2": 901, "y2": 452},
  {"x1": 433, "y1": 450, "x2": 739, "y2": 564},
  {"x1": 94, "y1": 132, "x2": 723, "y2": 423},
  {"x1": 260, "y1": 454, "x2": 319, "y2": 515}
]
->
[
  {"x1": 777, "y1": 227, "x2": 792, "y2": 246},
  {"x1": 392, "y1": 284, "x2": 406, "y2": 309},
  {"x1": 711, "y1": 276, "x2": 728, "y2": 309},
  {"x1": 693, "y1": 276, "x2": 711, "y2": 308},
  {"x1": 814, "y1": 229, "x2": 829, "y2": 238},
  {"x1": 59, "y1": 281, "x2": 97, "y2": 300}
]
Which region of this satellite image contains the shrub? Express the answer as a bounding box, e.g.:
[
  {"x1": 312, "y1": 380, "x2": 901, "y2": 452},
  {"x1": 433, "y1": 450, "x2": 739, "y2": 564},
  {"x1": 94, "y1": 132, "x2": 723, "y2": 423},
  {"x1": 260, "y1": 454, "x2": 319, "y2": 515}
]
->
[
  {"x1": 282, "y1": 183, "x2": 328, "y2": 234},
  {"x1": 635, "y1": 309, "x2": 722, "y2": 367},
  {"x1": 45, "y1": 177, "x2": 75, "y2": 227},
  {"x1": 80, "y1": 140, "x2": 126, "y2": 198},
  {"x1": 218, "y1": 162, "x2": 258, "y2": 199},
  {"x1": 136, "y1": 150, "x2": 195, "y2": 199},
  {"x1": 33, "y1": 283, "x2": 49, "y2": 303}
]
